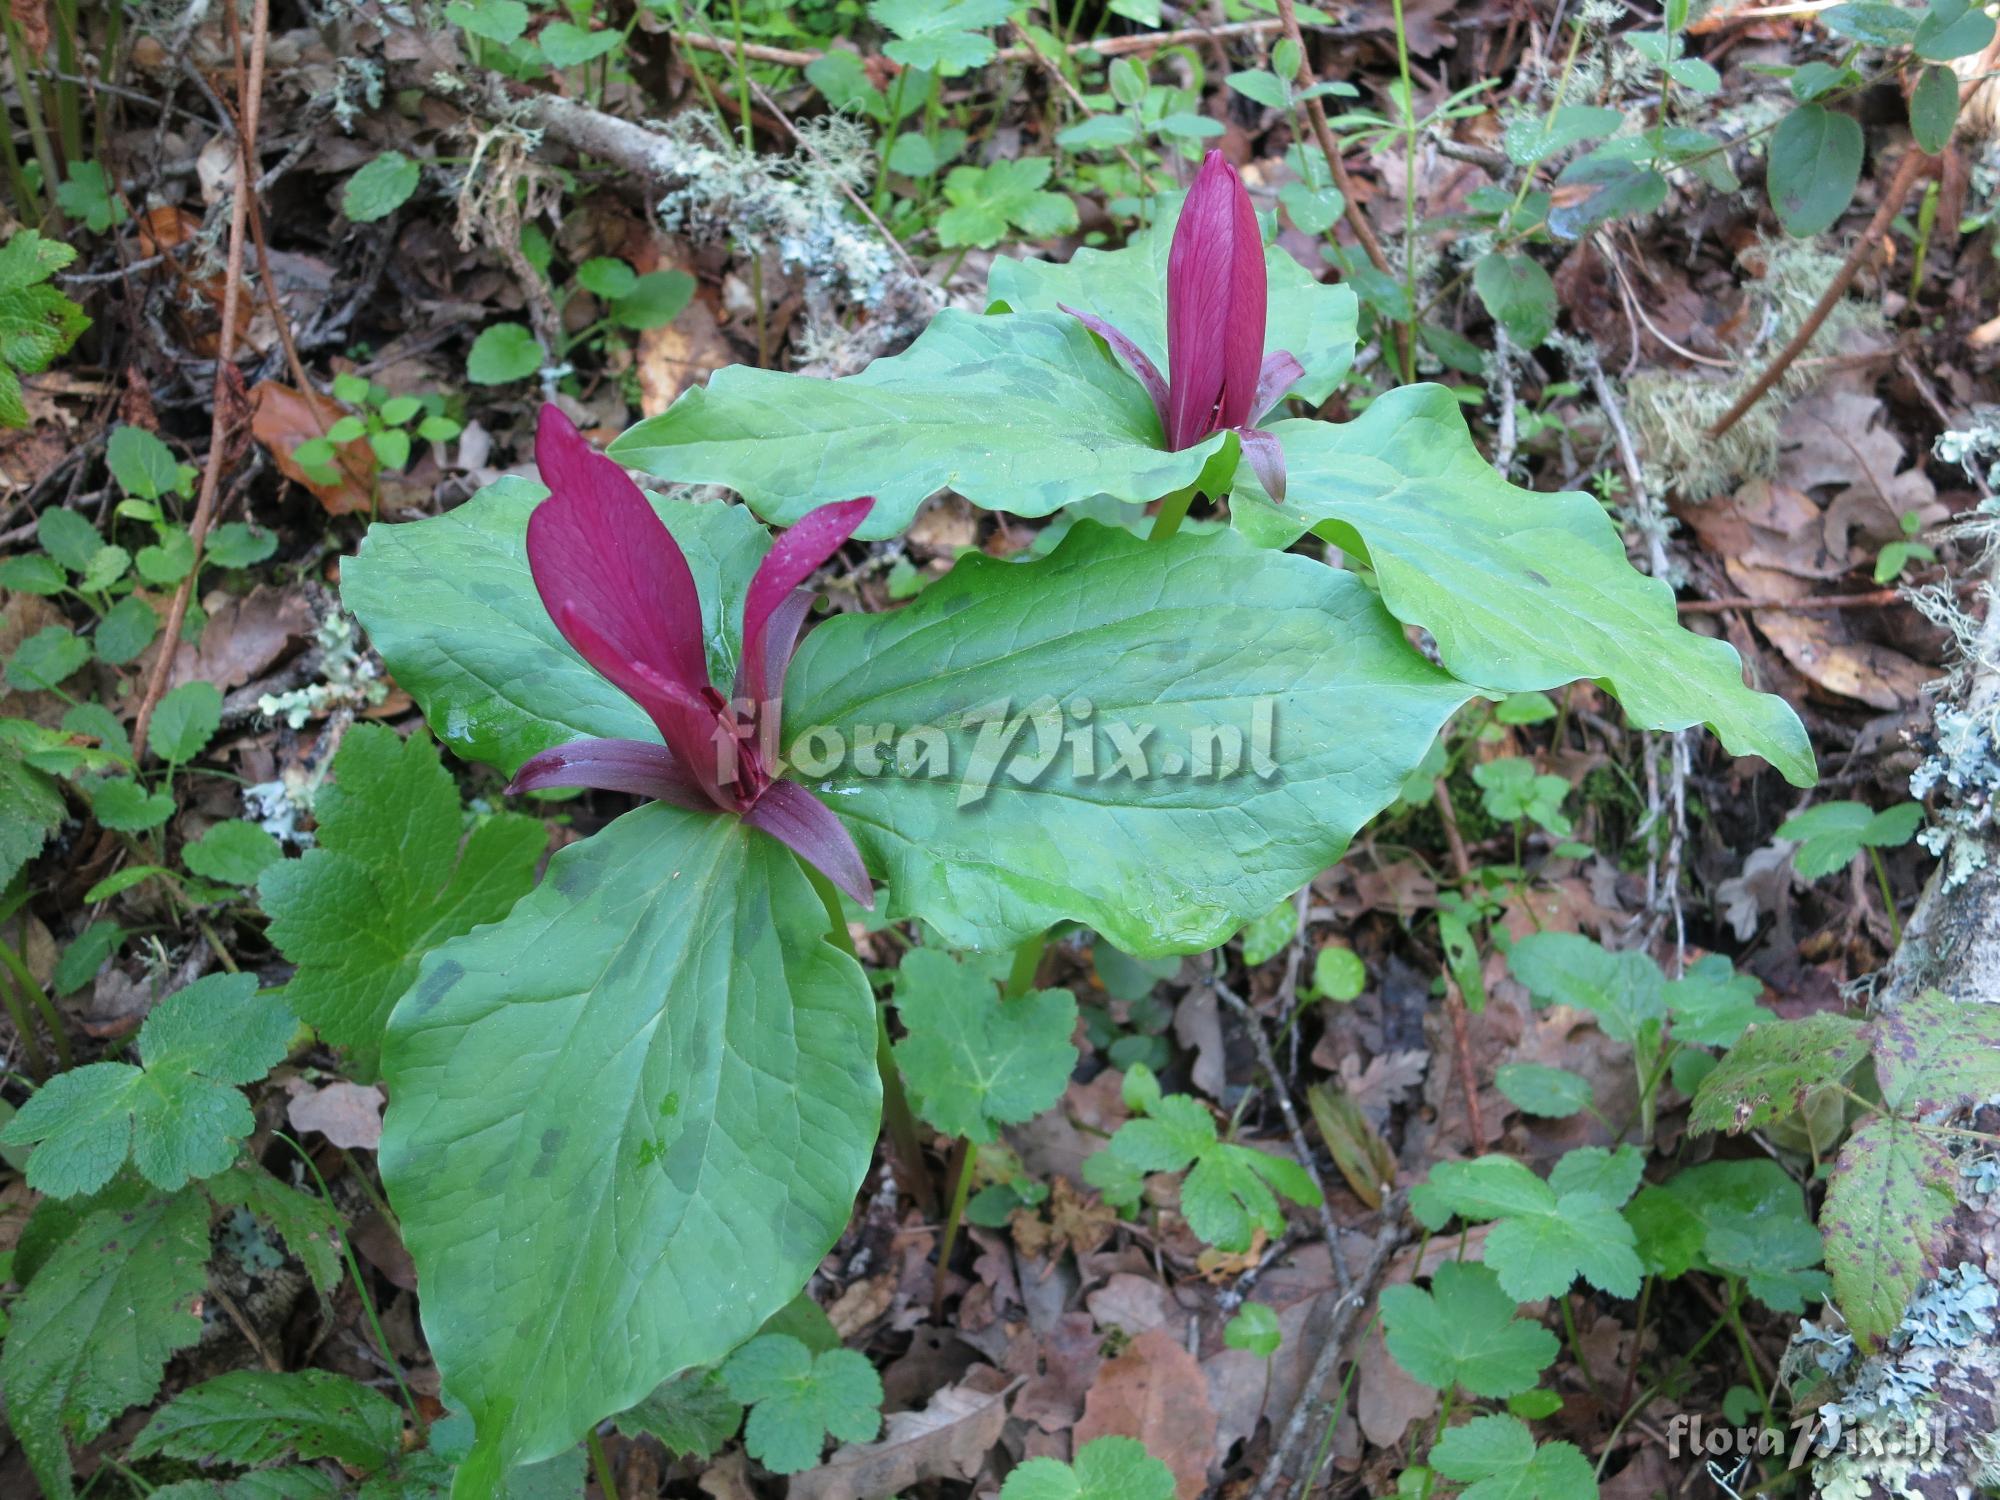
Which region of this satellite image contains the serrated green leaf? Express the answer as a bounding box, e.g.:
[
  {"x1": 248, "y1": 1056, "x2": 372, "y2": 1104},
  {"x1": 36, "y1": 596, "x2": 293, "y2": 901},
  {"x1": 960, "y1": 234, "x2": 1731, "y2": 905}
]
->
[
  {"x1": 0, "y1": 737, "x2": 65, "y2": 886},
  {"x1": 1494, "y1": 1064, "x2": 1592, "y2": 1118},
  {"x1": 444, "y1": 0, "x2": 528, "y2": 43},
  {"x1": 89, "y1": 777, "x2": 176, "y2": 832},
  {"x1": 377, "y1": 806, "x2": 879, "y2": 1488},
  {"x1": 1381, "y1": 1261, "x2": 1558, "y2": 1397},
  {"x1": 0, "y1": 231, "x2": 90, "y2": 425},
  {"x1": 892, "y1": 947, "x2": 1078, "y2": 1143},
  {"x1": 107, "y1": 424, "x2": 182, "y2": 501},
  {"x1": 1224, "y1": 1301, "x2": 1282, "y2": 1356},
  {"x1": 344, "y1": 152, "x2": 421, "y2": 224},
  {"x1": 1410, "y1": 1156, "x2": 1641, "y2": 1300},
  {"x1": 1547, "y1": 1145, "x2": 1644, "y2": 1206},
  {"x1": 134, "y1": 1370, "x2": 404, "y2": 1469},
  {"x1": 1662, "y1": 954, "x2": 1770, "y2": 1048},
  {"x1": 1431, "y1": 1414, "x2": 1597, "y2": 1500},
  {"x1": 1869, "y1": 988, "x2": 2000, "y2": 1116},
  {"x1": 1233, "y1": 389, "x2": 1813, "y2": 785},
  {"x1": 205, "y1": 1163, "x2": 345, "y2": 1297},
  {"x1": 465, "y1": 322, "x2": 543, "y2": 385},
  {"x1": 94, "y1": 596, "x2": 159, "y2": 665},
  {"x1": 1001, "y1": 1437, "x2": 1177, "y2": 1500},
  {"x1": 615, "y1": 1368, "x2": 743, "y2": 1460},
  {"x1": 257, "y1": 724, "x2": 543, "y2": 1078},
  {"x1": 0, "y1": 1188, "x2": 208, "y2": 1500},
  {"x1": 148, "y1": 680, "x2": 222, "y2": 764},
  {"x1": 869, "y1": 0, "x2": 1010, "y2": 74},
  {"x1": 1779, "y1": 800, "x2": 1923, "y2": 878},
  {"x1": 938, "y1": 158, "x2": 1078, "y2": 249},
  {"x1": 0, "y1": 974, "x2": 293, "y2": 1196},
  {"x1": 0, "y1": 552, "x2": 67, "y2": 593},
  {"x1": 185, "y1": 820, "x2": 283, "y2": 887},
  {"x1": 1822, "y1": 1117, "x2": 1957, "y2": 1345},
  {"x1": 8, "y1": 624, "x2": 91, "y2": 690},
  {"x1": 1507, "y1": 932, "x2": 1665, "y2": 1046},
  {"x1": 721, "y1": 1335, "x2": 882, "y2": 1474},
  {"x1": 137, "y1": 526, "x2": 196, "y2": 585},
  {"x1": 1688, "y1": 1011, "x2": 1869, "y2": 1133}
]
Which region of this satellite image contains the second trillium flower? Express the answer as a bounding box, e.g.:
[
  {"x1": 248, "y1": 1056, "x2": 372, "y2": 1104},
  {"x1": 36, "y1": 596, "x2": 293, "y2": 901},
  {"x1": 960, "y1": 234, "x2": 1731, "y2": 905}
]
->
[
  {"x1": 510, "y1": 404, "x2": 876, "y2": 906},
  {"x1": 1063, "y1": 149, "x2": 1303, "y2": 501}
]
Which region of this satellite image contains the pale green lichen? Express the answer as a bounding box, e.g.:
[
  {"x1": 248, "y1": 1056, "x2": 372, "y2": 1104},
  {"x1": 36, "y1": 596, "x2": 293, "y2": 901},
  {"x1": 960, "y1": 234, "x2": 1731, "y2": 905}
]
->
[{"x1": 258, "y1": 611, "x2": 387, "y2": 732}]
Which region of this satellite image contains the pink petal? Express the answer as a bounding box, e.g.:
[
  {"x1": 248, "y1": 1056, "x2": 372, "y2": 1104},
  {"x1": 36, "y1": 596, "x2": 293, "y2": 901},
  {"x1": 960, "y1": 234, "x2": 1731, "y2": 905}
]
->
[
  {"x1": 1252, "y1": 350, "x2": 1305, "y2": 423},
  {"x1": 1236, "y1": 426, "x2": 1287, "y2": 504},
  {"x1": 1165, "y1": 151, "x2": 1267, "y2": 448},
  {"x1": 745, "y1": 779, "x2": 875, "y2": 908},
  {"x1": 737, "y1": 497, "x2": 873, "y2": 716},
  {"x1": 1060, "y1": 304, "x2": 1169, "y2": 437},
  {"x1": 528, "y1": 404, "x2": 710, "y2": 706},
  {"x1": 506, "y1": 737, "x2": 711, "y2": 809},
  {"x1": 734, "y1": 587, "x2": 815, "y2": 708}
]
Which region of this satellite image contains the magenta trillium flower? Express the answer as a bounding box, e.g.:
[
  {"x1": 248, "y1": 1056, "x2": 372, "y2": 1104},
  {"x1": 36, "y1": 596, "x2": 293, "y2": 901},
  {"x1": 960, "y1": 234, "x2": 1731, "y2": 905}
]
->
[
  {"x1": 509, "y1": 405, "x2": 876, "y2": 906},
  {"x1": 1062, "y1": 149, "x2": 1303, "y2": 501}
]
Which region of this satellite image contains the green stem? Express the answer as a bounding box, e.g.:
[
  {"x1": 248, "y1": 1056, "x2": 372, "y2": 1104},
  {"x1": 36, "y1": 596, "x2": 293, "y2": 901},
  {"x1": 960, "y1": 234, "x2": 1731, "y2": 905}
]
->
[
  {"x1": 873, "y1": 70, "x2": 911, "y2": 215},
  {"x1": 803, "y1": 862, "x2": 936, "y2": 1213},
  {"x1": 1724, "y1": 1278, "x2": 1778, "y2": 1437},
  {"x1": 728, "y1": 0, "x2": 753, "y2": 151},
  {"x1": 4, "y1": 17, "x2": 63, "y2": 232},
  {"x1": 1415, "y1": 1388, "x2": 1455, "y2": 1499},
  {"x1": 587, "y1": 1425, "x2": 619, "y2": 1498},
  {"x1": 1559, "y1": 1293, "x2": 1603, "y2": 1403},
  {"x1": 1148, "y1": 484, "x2": 1198, "y2": 541},
  {"x1": 1387, "y1": 0, "x2": 1418, "y2": 382},
  {"x1": 1005, "y1": 931, "x2": 1045, "y2": 996},
  {"x1": 273, "y1": 1132, "x2": 428, "y2": 1437},
  {"x1": 931, "y1": 1136, "x2": 976, "y2": 1317},
  {"x1": 1868, "y1": 846, "x2": 1903, "y2": 948},
  {"x1": 0, "y1": 932, "x2": 69, "y2": 1070},
  {"x1": 0, "y1": 960, "x2": 48, "y2": 1077}
]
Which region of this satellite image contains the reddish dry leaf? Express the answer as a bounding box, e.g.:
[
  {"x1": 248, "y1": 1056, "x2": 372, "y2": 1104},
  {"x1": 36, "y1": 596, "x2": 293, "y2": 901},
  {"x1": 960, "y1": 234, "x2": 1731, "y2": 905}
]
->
[
  {"x1": 1012, "y1": 1311, "x2": 1103, "y2": 1433},
  {"x1": 251, "y1": 380, "x2": 375, "y2": 515},
  {"x1": 285, "y1": 1079, "x2": 385, "y2": 1149},
  {"x1": 9, "y1": 0, "x2": 49, "y2": 54},
  {"x1": 1075, "y1": 1326, "x2": 1219, "y2": 1500}
]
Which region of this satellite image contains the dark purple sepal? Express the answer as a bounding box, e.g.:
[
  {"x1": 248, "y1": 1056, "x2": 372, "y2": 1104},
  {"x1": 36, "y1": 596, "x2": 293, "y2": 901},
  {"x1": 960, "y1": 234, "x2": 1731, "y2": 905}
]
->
[
  {"x1": 1060, "y1": 304, "x2": 1170, "y2": 436},
  {"x1": 1237, "y1": 426, "x2": 1287, "y2": 504},
  {"x1": 1252, "y1": 351, "x2": 1305, "y2": 424},
  {"x1": 744, "y1": 779, "x2": 875, "y2": 909},
  {"x1": 506, "y1": 737, "x2": 711, "y2": 809}
]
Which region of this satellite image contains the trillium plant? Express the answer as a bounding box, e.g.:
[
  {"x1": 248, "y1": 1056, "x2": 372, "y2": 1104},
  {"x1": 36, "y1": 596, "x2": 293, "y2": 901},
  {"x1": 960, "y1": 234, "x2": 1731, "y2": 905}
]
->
[{"x1": 341, "y1": 154, "x2": 1817, "y2": 1491}]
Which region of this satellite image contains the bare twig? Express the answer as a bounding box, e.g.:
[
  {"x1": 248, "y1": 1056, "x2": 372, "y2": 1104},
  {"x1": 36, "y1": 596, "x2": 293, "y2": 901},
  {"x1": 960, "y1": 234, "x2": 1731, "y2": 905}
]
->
[
  {"x1": 129, "y1": 0, "x2": 269, "y2": 764},
  {"x1": 1428, "y1": 778, "x2": 1488, "y2": 1149},
  {"x1": 1491, "y1": 325, "x2": 1519, "y2": 474},
  {"x1": 1209, "y1": 974, "x2": 1349, "y2": 1293},
  {"x1": 1708, "y1": 150, "x2": 1929, "y2": 440},
  {"x1": 1249, "y1": 1201, "x2": 1407, "y2": 1500}
]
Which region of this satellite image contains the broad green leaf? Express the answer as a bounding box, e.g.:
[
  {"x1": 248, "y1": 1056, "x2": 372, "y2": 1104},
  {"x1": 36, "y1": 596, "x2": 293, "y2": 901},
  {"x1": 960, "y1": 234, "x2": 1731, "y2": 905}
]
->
[
  {"x1": 1547, "y1": 1145, "x2": 1644, "y2": 1207},
  {"x1": 1507, "y1": 932, "x2": 1666, "y2": 1046},
  {"x1": 206, "y1": 1163, "x2": 344, "y2": 1297},
  {"x1": 576, "y1": 257, "x2": 639, "y2": 300},
  {"x1": 1767, "y1": 105, "x2": 1863, "y2": 236},
  {"x1": 1627, "y1": 1159, "x2": 1812, "y2": 1284},
  {"x1": 720, "y1": 1334, "x2": 882, "y2": 1474},
  {"x1": 891, "y1": 947, "x2": 1079, "y2": 1143},
  {"x1": 539, "y1": 20, "x2": 622, "y2": 65},
  {"x1": 465, "y1": 322, "x2": 543, "y2": 384},
  {"x1": 39, "y1": 507, "x2": 103, "y2": 571},
  {"x1": 1910, "y1": 64, "x2": 1960, "y2": 152},
  {"x1": 51, "y1": 165, "x2": 121, "y2": 232},
  {"x1": 1473, "y1": 253, "x2": 1557, "y2": 348},
  {"x1": 1914, "y1": 0, "x2": 1996, "y2": 57},
  {"x1": 94, "y1": 596, "x2": 160, "y2": 665},
  {"x1": 1688, "y1": 1012, "x2": 1869, "y2": 1133},
  {"x1": 938, "y1": 158, "x2": 1078, "y2": 248},
  {"x1": 107, "y1": 424, "x2": 182, "y2": 500},
  {"x1": 0, "y1": 551, "x2": 66, "y2": 593},
  {"x1": 89, "y1": 777, "x2": 175, "y2": 832},
  {"x1": 1823, "y1": 0, "x2": 1919, "y2": 41},
  {"x1": 1869, "y1": 989, "x2": 2000, "y2": 1115},
  {"x1": 1310, "y1": 944, "x2": 1366, "y2": 1001},
  {"x1": 206, "y1": 521, "x2": 278, "y2": 568},
  {"x1": 343, "y1": 478, "x2": 768, "y2": 773},
  {"x1": 0, "y1": 231, "x2": 89, "y2": 426},
  {"x1": 133, "y1": 1370, "x2": 404, "y2": 1469},
  {"x1": 615, "y1": 1369, "x2": 743, "y2": 1460},
  {"x1": 343, "y1": 152, "x2": 421, "y2": 224},
  {"x1": 184, "y1": 820, "x2": 283, "y2": 887},
  {"x1": 7, "y1": 624, "x2": 91, "y2": 689},
  {"x1": 1546, "y1": 164, "x2": 1666, "y2": 240},
  {"x1": 51, "y1": 920, "x2": 122, "y2": 996},
  {"x1": 0, "y1": 1188, "x2": 208, "y2": 1500},
  {"x1": 986, "y1": 200, "x2": 1358, "y2": 414},
  {"x1": 1224, "y1": 1302, "x2": 1283, "y2": 1356},
  {"x1": 1778, "y1": 800, "x2": 1923, "y2": 878},
  {"x1": 0, "y1": 737, "x2": 64, "y2": 887},
  {"x1": 611, "y1": 270, "x2": 696, "y2": 331},
  {"x1": 444, "y1": 0, "x2": 528, "y2": 43},
  {"x1": 1822, "y1": 1117, "x2": 1956, "y2": 1345},
  {"x1": 1410, "y1": 1157, "x2": 1642, "y2": 1300},
  {"x1": 1431, "y1": 1415, "x2": 1598, "y2": 1500},
  {"x1": 377, "y1": 805, "x2": 879, "y2": 1490},
  {"x1": 148, "y1": 680, "x2": 223, "y2": 765},
  {"x1": 1233, "y1": 388, "x2": 1814, "y2": 786},
  {"x1": 1494, "y1": 1063, "x2": 1591, "y2": 1118},
  {"x1": 0, "y1": 974, "x2": 294, "y2": 1196},
  {"x1": 1381, "y1": 1261, "x2": 1558, "y2": 1397},
  {"x1": 869, "y1": 0, "x2": 1009, "y2": 74},
  {"x1": 1662, "y1": 954, "x2": 1770, "y2": 1048},
  {"x1": 780, "y1": 522, "x2": 1471, "y2": 952},
  {"x1": 1504, "y1": 104, "x2": 1623, "y2": 165},
  {"x1": 611, "y1": 309, "x2": 1226, "y2": 540},
  {"x1": 257, "y1": 724, "x2": 544, "y2": 1078},
  {"x1": 1239, "y1": 897, "x2": 1297, "y2": 965},
  {"x1": 1000, "y1": 1436, "x2": 1178, "y2": 1500}
]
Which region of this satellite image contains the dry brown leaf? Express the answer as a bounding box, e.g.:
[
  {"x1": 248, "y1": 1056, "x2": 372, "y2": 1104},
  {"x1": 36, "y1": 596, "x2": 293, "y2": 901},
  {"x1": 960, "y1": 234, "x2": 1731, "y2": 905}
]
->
[
  {"x1": 1076, "y1": 1326, "x2": 1219, "y2": 1500},
  {"x1": 1085, "y1": 1273, "x2": 1178, "y2": 1338},
  {"x1": 251, "y1": 380, "x2": 375, "y2": 515},
  {"x1": 1307, "y1": 1082, "x2": 1396, "y2": 1208},
  {"x1": 1354, "y1": 1315, "x2": 1440, "y2": 1448},
  {"x1": 636, "y1": 291, "x2": 735, "y2": 416},
  {"x1": 1012, "y1": 1311, "x2": 1104, "y2": 1433},
  {"x1": 9, "y1": 0, "x2": 50, "y2": 55},
  {"x1": 140, "y1": 584, "x2": 315, "y2": 703},
  {"x1": 696, "y1": 1449, "x2": 759, "y2": 1500},
  {"x1": 284, "y1": 1079, "x2": 385, "y2": 1149},
  {"x1": 826, "y1": 1273, "x2": 896, "y2": 1338},
  {"x1": 788, "y1": 1365, "x2": 1014, "y2": 1500}
]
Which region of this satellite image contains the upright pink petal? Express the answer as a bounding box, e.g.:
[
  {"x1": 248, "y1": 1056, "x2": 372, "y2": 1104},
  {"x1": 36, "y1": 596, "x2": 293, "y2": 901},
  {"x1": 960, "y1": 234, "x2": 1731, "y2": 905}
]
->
[
  {"x1": 528, "y1": 404, "x2": 710, "y2": 706},
  {"x1": 1165, "y1": 151, "x2": 1267, "y2": 449},
  {"x1": 735, "y1": 497, "x2": 873, "y2": 713},
  {"x1": 744, "y1": 779, "x2": 875, "y2": 908}
]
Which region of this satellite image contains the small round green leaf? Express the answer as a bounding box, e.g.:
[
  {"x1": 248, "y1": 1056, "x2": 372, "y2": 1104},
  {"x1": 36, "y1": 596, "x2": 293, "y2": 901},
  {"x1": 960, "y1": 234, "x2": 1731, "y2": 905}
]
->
[
  {"x1": 1910, "y1": 64, "x2": 1959, "y2": 153},
  {"x1": 1767, "y1": 104, "x2": 1864, "y2": 236},
  {"x1": 465, "y1": 323, "x2": 544, "y2": 385},
  {"x1": 343, "y1": 152, "x2": 421, "y2": 224}
]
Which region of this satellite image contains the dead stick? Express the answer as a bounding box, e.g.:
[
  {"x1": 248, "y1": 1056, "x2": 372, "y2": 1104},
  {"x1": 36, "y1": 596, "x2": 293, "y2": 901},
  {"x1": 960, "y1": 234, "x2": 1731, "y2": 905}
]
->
[
  {"x1": 1249, "y1": 1200, "x2": 1406, "y2": 1500},
  {"x1": 1273, "y1": 0, "x2": 1412, "y2": 379},
  {"x1": 128, "y1": 0, "x2": 268, "y2": 764},
  {"x1": 1708, "y1": 149, "x2": 1928, "y2": 441}
]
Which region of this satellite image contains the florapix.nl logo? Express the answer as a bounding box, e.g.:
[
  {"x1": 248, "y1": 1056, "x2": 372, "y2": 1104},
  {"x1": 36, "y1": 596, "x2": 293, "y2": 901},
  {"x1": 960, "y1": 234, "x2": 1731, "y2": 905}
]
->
[{"x1": 1665, "y1": 1411, "x2": 1942, "y2": 1490}]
